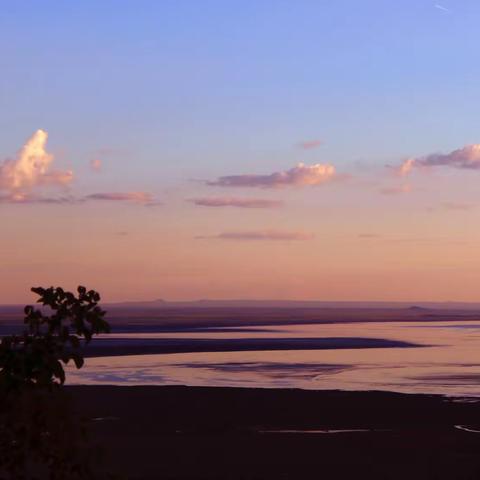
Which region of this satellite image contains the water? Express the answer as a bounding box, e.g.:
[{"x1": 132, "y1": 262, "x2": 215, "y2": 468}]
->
[{"x1": 67, "y1": 321, "x2": 480, "y2": 396}]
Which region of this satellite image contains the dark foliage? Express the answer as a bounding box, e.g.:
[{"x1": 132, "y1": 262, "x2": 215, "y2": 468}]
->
[{"x1": 0, "y1": 286, "x2": 111, "y2": 479}]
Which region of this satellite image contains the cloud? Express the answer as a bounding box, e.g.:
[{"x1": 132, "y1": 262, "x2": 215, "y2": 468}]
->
[
  {"x1": 84, "y1": 192, "x2": 157, "y2": 204},
  {"x1": 0, "y1": 132, "x2": 161, "y2": 207},
  {"x1": 90, "y1": 158, "x2": 102, "y2": 172},
  {"x1": 0, "y1": 130, "x2": 73, "y2": 194},
  {"x1": 395, "y1": 158, "x2": 416, "y2": 177},
  {"x1": 0, "y1": 193, "x2": 77, "y2": 205},
  {"x1": 197, "y1": 230, "x2": 315, "y2": 241},
  {"x1": 394, "y1": 144, "x2": 480, "y2": 176},
  {"x1": 207, "y1": 163, "x2": 336, "y2": 189},
  {"x1": 422, "y1": 144, "x2": 480, "y2": 169},
  {"x1": 298, "y1": 140, "x2": 322, "y2": 149},
  {"x1": 189, "y1": 197, "x2": 283, "y2": 208},
  {"x1": 0, "y1": 191, "x2": 160, "y2": 206},
  {"x1": 435, "y1": 4, "x2": 451, "y2": 13}
]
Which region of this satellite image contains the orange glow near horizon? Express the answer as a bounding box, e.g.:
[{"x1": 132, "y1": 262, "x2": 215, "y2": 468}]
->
[
  {"x1": 2, "y1": 128, "x2": 480, "y2": 305},
  {"x1": 2, "y1": 159, "x2": 480, "y2": 304}
]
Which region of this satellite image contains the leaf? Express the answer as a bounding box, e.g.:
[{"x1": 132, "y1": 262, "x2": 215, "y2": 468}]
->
[
  {"x1": 52, "y1": 360, "x2": 66, "y2": 384},
  {"x1": 71, "y1": 354, "x2": 84, "y2": 369}
]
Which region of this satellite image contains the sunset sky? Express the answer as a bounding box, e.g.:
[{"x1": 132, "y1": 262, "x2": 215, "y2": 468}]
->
[{"x1": 2, "y1": 1, "x2": 480, "y2": 303}]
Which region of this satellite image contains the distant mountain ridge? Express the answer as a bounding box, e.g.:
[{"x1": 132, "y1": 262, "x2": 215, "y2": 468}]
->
[{"x1": 2, "y1": 299, "x2": 480, "y2": 312}]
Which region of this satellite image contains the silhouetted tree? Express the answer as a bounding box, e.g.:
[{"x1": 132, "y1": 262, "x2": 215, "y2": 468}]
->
[{"x1": 0, "y1": 286, "x2": 110, "y2": 479}]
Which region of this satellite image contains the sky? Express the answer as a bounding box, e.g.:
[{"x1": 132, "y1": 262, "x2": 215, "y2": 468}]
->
[{"x1": 1, "y1": 0, "x2": 480, "y2": 303}]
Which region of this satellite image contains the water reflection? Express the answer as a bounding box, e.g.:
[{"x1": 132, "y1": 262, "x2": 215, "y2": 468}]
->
[{"x1": 67, "y1": 321, "x2": 480, "y2": 396}]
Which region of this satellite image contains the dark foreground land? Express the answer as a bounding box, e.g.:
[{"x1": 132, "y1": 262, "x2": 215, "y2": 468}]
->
[{"x1": 70, "y1": 386, "x2": 480, "y2": 479}]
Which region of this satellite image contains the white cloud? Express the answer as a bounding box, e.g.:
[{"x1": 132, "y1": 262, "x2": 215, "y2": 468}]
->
[{"x1": 0, "y1": 130, "x2": 73, "y2": 195}]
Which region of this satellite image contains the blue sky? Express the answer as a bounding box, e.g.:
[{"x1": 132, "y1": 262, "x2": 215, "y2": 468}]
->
[{"x1": 2, "y1": 0, "x2": 478, "y2": 183}]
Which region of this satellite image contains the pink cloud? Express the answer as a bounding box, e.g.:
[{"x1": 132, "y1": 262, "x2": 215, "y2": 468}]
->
[
  {"x1": 298, "y1": 140, "x2": 322, "y2": 149},
  {"x1": 0, "y1": 133, "x2": 160, "y2": 207},
  {"x1": 0, "y1": 130, "x2": 73, "y2": 193},
  {"x1": 0, "y1": 191, "x2": 161, "y2": 206},
  {"x1": 207, "y1": 163, "x2": 336, "y2": 188},
  {"x1": 90, "y1": 158, "x2": 102, "y2": 172},
  {"x1": 392, "y1": 144, "x2": 480, "y2": 176},
  {"x1": 0, "y1": 193, "x2": 77, "y2": 204},
  {"x1": 394, "y1": 158, "x2": 416, "y2": 177},
  {"x1": 197, "y1": 230, "x2": 315, "y2": 241},
  {"x1": 190, "y1": 197, "x2": 283, "y2": 208},
  {"x1": 84, "y1": 192, "x2": 156, "y2": 204}
]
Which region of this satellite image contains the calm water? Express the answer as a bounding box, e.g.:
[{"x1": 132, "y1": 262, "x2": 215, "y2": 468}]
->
[{"x1": 67, "y1": 321, "x2": 480, "y2": 396}]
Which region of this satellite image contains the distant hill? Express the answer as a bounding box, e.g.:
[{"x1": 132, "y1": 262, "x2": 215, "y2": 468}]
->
[
  {"x1": 2, "y1": 298, "x2": 480, "y2": 331},
  {"x1": 2, "y1": 298, "x2": 480, "y2": 311}
]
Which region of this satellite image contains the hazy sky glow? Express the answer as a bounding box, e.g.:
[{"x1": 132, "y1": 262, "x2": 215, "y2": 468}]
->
[{"x1": 2, "y1": 0, "x2": 480, "y2": 303}]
